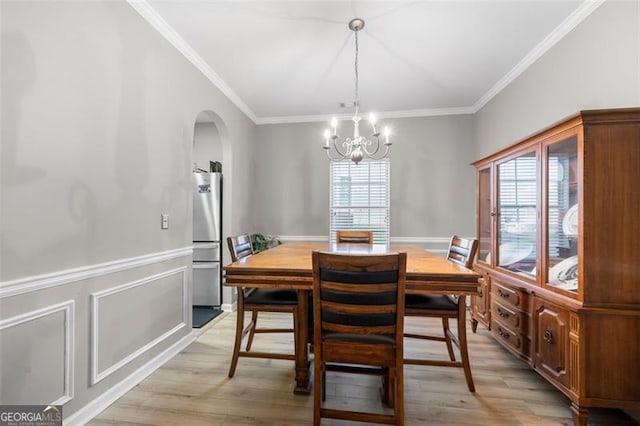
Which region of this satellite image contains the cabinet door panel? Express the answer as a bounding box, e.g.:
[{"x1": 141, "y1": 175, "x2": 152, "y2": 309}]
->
[
  {"x1": 544, "y1": 135, "x2": 579, "y2": 297},
  {"x1": 473, "y1": 276, "x2": 490, "y2": 321},
  {"x1": 534, "y1": 299, "x2": 569, "y2": 387},
  {"x1": 496, "y1": 149, "x2": 538, "y2": 278},
  {"x1": 477, "y1": 166, "x2": 493, "y2": 265}
]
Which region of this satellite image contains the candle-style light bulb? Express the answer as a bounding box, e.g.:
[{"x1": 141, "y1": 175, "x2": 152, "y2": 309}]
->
[
  {"x1": 384, "y1": 126, "x2": 391, "y2": 146},
  {"x1": 369, "y1": 113, "x2": 379, "y2": 136},
  {"x1": 323, "y1": 129, "x2": 331, "y2": 148},
  {"x1": 330, "y1": 118, "x2": 338, "y2": 137}
]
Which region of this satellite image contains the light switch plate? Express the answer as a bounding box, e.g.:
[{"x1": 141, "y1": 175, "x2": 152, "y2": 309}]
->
[{"x1": 161, "y1": 214, "x2": 169, "y2": 229}]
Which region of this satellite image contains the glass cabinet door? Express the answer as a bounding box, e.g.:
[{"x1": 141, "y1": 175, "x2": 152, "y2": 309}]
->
[
  {"x1": 545, "y1": 136, "x2": 578, "y2": 293},
  {"x1": 496, "y1": 150, "x2": 538, "y2": 277},
  {"x1": 477, "y1": 167, "x2": 492, "y2": 264}
]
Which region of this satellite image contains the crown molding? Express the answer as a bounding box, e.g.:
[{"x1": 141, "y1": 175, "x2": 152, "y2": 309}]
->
[
  {"x1": 472, "y1": 0, "x2": 606, "y2": 112},
  {"x1": 127, "y1": 0, "x2": 257, "y2": 123}
]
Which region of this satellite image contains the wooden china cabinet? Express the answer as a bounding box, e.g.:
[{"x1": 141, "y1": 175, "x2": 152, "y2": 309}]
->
[{"x1": 470, "y1": 108, "x2": 640, "y2": 425}]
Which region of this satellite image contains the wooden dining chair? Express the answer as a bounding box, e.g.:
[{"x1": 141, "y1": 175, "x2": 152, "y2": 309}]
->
[
  {"x1": 312, "y1": 250, "x2": 406, "y2": 425},
  {"x1": 309, "y1": 231, "x2": 373, "y2": 346},
  {"x1": 404, "y1": 235, "x2": 479, "y2": 392},
  {"x1": 336, "y1": 230, "x2": 373, "y2": 244},
  {"x1": 226, "y1": 234, "x2": 299, "y2": 378}
]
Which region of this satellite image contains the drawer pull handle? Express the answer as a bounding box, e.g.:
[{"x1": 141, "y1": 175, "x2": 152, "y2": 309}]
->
[
  {"x1": 498, "y1": 290, "x2": 510, "y2": 299},
  {"x1": 497, "y1": 308, "x2": 509, "y2": 318},
  {"x1": 498, "y1": 329, "x2": 510, "y2": 339},
  {"x1": 543, "y1": 329, "x2": 553, "y2": 344}
]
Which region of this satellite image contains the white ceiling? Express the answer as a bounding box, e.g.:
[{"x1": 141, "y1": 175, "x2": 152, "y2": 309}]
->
[{"x1": 135, "y1": 0, "x2": 601, "y2": 124}]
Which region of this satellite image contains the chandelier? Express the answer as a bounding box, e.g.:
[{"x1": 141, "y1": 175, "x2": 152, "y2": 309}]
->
[{"x1": 323, "y1": 18, "x2": 393, "y2": 165}]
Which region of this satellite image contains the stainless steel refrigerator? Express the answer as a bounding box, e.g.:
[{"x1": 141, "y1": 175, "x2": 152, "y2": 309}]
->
[{"x1": 192, "y1": 171, "x2": 222, "y2": 306}]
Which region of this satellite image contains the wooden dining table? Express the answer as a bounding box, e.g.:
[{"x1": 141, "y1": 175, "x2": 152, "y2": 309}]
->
[{"x1": 223, "y1": 241, "x2": 480, "y2": 394}]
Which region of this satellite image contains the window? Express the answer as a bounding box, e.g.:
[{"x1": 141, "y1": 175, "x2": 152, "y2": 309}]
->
[{"x1": 329, "y1": 159, "x2": 390, "y2": 244}]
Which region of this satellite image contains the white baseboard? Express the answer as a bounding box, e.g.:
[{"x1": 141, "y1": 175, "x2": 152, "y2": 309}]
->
[
  {"x1": 63, "y1": 330, "x2": 198, "y2": 426},
  {"x1": 221, "y1": 301, "x2": 236, "y2": 312}
]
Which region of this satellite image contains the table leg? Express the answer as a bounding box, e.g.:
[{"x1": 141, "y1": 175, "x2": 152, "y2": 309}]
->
[{"x1": 294, "y1": 289, "x2": 311, "y2": 394}]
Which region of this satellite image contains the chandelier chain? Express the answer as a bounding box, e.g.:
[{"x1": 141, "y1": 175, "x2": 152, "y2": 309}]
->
[{"x1": 354, "y1": 30, "x2": 359, "y2": 114}]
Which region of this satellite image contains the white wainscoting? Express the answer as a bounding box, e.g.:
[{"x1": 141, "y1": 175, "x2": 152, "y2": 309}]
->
[
  {"x1": 0, "y1": 247, "x2": 192, "y2": 299},
  {"x1": 90, "y1": 267, "x2": 188, "y2": 385},
  {"x1": 0, "y1": 248, "x2": 194, "y2": 424},
  {"x1": 0, "y1": 300, "x2": 75, "y2": 406}
]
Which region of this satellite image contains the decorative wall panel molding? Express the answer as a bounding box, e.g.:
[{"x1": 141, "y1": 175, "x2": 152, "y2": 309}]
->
[
  {"x1": 0, "y1": 300, "x2": 75, "y2": 405},
  {"x1": 90, "y1": 267, "x2": 188, "y2": 385}
]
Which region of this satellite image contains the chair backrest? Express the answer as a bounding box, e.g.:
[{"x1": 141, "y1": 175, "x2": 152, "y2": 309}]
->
[
  {"x1": 227, "y1": 234, "x2": 254, "y2": 262},
  {"x1": 312, "y1": 251, "x2": 406, "y2": 339},
  {"x1": 336, "y1": 230, "x2": 374, "y2": 244},
  {"x1": 447, "y1": 236, "x2": 478, "y2": 269}
]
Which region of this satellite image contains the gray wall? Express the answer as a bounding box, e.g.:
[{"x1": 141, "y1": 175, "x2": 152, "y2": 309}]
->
[
  {"x1": 475, "y1": 0, "x2": 640, "y2": 158},
  {"x1": 254, "y1": 115, "x2": 476, "y2": 242},
  {"x1": 1, "y1": 0, "x2": 254, "y2": 420},
  {"x1": 193, "y1": 121, "x2": 223, "y2": 172}
]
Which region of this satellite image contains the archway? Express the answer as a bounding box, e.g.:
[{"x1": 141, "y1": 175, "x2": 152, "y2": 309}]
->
[{"x1": 192, "y1": 110, "x2": 234, "y2": 315}]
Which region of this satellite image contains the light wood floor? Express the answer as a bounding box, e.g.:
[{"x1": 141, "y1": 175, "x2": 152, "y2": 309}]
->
[{"x1": 90, "y1": 312, "x2": 639, "y2": 425}]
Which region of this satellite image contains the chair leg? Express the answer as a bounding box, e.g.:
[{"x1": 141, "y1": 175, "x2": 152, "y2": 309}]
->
[
  {"x1": 395, "y1": 363, "x2": 404, "y2": 426},
  {"x1": 442, "y1": 318, "x2": 456, "y2": 361},
  {"x1": 292, "y1": 304, "x2": 300, "y2": 388},
  {"x1": 245, "y1": 311, "x2": 259, "y2": 351},
  {"x1": 313, "y1": 359, "x2": 322, "y2": 425},
  {"x1": 458, "y1": 300, "x2": 475, "y2": 392},
  {"x1": 386, "y1": 367, "x2": 396, "y2": 409},
  {"x1": 228, "y1": 296, "x2": 245, "y2": 378},
  {"x1": 381, "y1": 367, "x2": 389, "y2": 405},
  {"x1": 322, "y1": 371, "x2": 326, "y2": 402}
]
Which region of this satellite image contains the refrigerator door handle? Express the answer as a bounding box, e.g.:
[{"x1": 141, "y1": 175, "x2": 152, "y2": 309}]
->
[{"x1": 193, "y1": 242, "x2": 219, "y2": 249}]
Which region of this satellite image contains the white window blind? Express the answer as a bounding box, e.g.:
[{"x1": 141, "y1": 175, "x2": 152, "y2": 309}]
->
[
  {"x1": 329, "y1": 159, "x2": 390, "y2": 244},
  {"x1": 498, "y1": 155, "x2": 538, "y2": 264},
  {"x1": 498, "y1": 154, "x2": 569, "y2": 262}
]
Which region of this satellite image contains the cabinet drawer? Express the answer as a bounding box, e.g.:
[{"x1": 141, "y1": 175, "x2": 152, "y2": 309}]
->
[
  {"x1": 492, "y1": 301, "x2": 528, "y2": 335},
  {"x1": 492, "y1": 282, "x2": 527, "y2": 309},
  {"x1": 492, "y1": 320, "x2": 528, "y2": 357}
]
